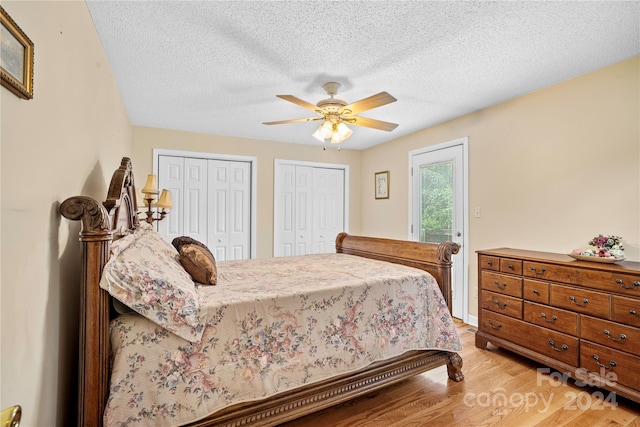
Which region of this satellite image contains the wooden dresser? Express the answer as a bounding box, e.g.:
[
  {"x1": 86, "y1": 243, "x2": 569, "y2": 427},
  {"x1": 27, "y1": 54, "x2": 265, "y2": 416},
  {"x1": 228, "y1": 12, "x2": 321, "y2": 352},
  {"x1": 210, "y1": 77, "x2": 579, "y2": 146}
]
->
[{"x1": 475, "y1": 248, "x2": 640, "y2": 403}]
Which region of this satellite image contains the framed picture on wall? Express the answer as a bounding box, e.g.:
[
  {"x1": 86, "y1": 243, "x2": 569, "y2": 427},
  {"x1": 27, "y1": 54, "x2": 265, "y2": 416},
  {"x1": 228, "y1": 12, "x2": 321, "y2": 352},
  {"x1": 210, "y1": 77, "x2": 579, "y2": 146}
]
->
[
  {"x1": 375, "y1": 171, "x2": 389, "y2": 199},
  {"x1": 1, "y1": 6, "x2": 34, "y2": 99}
]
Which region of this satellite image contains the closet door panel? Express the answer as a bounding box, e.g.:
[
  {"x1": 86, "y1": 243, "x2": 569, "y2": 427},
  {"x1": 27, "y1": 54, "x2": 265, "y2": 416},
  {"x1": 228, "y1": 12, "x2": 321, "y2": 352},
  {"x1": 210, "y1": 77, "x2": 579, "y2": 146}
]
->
[
  {"x1": 157, "y1": 156, "x2": 184, "y2": 241},
  {"x1": 295, "y1": 166, "x2": 313, "y2": 256},
  {"x1": 208, "y1": 160, "x2": 230, "y2": 261},
  {"x1": 274, "y1": 164, "x2": 296, "y2": 257},
  {"x1": 313, "y1": 168, "x2": 344, "y2": 254},
  {"x1": 229, "y1": 161, "x2": 251, "y2": 260},
  {"x1": 183, "y1": 158, "x2": 208, "y2": 244}
]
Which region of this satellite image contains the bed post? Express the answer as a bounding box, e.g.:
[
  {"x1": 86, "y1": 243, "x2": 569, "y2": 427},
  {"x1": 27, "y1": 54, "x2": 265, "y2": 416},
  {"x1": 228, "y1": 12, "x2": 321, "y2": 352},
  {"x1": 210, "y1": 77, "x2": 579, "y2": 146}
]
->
[
  {"x1": 60, "y1": 157, "x2": 138, "y2": 427},
  {"x1": 60, "y1": 196, "x2": 113, "y2": 427}
]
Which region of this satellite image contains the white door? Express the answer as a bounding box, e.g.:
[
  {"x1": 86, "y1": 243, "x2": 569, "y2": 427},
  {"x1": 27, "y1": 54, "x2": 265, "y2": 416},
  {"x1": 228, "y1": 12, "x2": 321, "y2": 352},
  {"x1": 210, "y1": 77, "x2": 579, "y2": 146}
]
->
[
  {"x1": 410, "y1": 139, "x2": 468, "y2": 321},
  {"x1": 274, "y1": 161, "x2": 347, "y2": 257},
  {"x1": 156, "y1": 153, "x2": 252, "y2": 260},
  {"x1": 208, "y1": 160, "x2": 251, "y2": 261},
  {"x1": 312, "y1": 167, "x2": 344, "y2": 254},
  {"x1": 275, "y1": 164, "x2": 297, "y2": 257},
  {"x1": 157, "y1": 156, "x2": 185, "y2": 243}
]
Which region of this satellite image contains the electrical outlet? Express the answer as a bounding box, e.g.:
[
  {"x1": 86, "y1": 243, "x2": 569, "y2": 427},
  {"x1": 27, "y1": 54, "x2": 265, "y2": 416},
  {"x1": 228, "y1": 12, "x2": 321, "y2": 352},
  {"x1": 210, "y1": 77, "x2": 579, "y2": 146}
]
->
[{"x1": 474, "y1": 207, "x2": 481, "y2": 218}]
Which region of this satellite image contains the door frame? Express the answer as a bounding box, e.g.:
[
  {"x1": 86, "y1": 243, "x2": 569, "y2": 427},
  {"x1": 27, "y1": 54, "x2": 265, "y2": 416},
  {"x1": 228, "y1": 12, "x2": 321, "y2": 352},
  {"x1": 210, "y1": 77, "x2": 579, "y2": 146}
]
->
[
  {"x1": 153, "y1": 148, "x2": 258, "y2": 259},
  {"x1": 408, "y1": 137, "x2": 469, "y2": 323},
  {"x1": 273, "y1": 159, "x2": 350, "y2": 256}
]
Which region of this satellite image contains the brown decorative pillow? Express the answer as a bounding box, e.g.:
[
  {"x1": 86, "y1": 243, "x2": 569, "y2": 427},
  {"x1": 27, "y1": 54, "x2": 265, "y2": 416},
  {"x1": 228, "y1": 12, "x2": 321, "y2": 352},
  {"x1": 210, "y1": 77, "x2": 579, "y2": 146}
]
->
[
  {"x1": 177, "y1": 243, "x2": 217, "y2": 286},
  {"x1": 172, "y1": 236, "x2": 209, "y2": 252}
]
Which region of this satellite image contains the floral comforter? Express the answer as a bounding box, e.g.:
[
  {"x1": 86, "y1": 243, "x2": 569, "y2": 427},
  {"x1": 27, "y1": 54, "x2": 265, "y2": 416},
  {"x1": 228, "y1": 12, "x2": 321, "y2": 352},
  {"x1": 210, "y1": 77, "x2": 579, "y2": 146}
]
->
[{"x1": 105, "y1": 253, "x2": 461, "y2": 426}]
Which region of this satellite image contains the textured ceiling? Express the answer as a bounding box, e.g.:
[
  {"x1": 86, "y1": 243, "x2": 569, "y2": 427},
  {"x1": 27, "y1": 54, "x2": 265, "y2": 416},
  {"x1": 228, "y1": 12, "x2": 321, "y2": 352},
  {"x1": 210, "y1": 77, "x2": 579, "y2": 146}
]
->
[{"x1": 87, "y1": 1, "x2": 639, "y2": 150}]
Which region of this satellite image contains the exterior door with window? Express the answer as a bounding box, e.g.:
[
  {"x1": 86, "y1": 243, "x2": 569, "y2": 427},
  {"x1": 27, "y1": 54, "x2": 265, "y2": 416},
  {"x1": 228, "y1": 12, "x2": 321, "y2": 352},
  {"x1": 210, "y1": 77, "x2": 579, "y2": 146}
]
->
[{"x1": 410, "y1": 139, "x2": 467, "y2": 320}]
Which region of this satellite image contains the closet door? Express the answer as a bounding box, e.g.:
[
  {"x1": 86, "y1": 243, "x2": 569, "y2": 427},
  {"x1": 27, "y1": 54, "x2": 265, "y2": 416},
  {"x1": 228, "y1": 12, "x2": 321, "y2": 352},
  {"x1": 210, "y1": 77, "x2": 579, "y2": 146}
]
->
[
  {"x1": 274, "y1": 162, "x2": 346, "y2": 257},
  {"x1": 274, "y1": 164, "x2": 296, "y2": 256},
  {"x1": 183, "y1": 157, "x2": 208, "y2": 244},
  {"x1": 157, "y1": 156, "x2": 208, "y2": 243},
  {"x1": 312, "y1": 167, "x2": 344, "y2": 254},
  {"x1": 208, "y1": 160, "x2": 251, "y2": 261},
  {"x1": 157, "y1": 153, "x2": 252, "y2": 260},
  {"x1": 295, "y1": 166, "x2": 313, "y2": 255},
  {"x1": 157, "y1": 156, "x2": 184, "y2": 242}
]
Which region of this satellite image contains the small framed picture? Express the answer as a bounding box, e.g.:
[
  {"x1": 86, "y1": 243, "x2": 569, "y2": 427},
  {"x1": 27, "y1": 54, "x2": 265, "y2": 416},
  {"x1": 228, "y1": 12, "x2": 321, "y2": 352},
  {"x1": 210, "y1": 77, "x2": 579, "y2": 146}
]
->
[
  {"x1": 1, "y1": 6, "x2": 34, "y2": 99},
  {"x1": 374, "y1": 171, "x2": 389, "y2": 199}
]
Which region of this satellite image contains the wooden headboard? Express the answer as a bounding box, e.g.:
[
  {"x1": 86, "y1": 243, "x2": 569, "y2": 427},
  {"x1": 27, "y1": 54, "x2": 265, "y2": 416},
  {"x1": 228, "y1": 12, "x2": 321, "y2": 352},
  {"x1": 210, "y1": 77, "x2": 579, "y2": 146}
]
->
[
  {"x1": 336, "y1": 233, "x2": 459, "y2": 313},
  {"x1": 60, "y1": 157, "x2": 460, "y2": 427},
  {"x1": 60, "y1": 157, "x2": 138, "y2": 426}
]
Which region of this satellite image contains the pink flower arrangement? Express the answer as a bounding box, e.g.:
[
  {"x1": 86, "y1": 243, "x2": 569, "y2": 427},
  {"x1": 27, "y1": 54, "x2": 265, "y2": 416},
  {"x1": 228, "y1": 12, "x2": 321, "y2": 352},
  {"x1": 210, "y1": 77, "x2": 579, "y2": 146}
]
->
[{"x1": 573, "y1": 234, "x2": 624, "y2": 260}]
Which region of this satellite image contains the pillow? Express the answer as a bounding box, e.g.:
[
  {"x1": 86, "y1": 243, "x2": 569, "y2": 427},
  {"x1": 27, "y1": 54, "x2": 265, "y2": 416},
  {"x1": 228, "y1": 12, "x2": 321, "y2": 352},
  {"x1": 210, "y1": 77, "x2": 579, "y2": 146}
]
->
[
  {"x1": 172, "y1": 235, "x2": 210, "y2": 252},
  {"x1": 100, "y1": 224, "x2": 204, "y2": 342},
  {"x1": 178, "y1": 243, "x2": 217, "y2": 285}
]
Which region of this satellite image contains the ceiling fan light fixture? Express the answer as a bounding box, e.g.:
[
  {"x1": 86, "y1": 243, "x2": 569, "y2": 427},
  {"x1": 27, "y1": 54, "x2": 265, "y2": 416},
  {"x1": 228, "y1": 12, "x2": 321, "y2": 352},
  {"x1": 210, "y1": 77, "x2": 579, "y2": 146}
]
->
[
  {"x1": 313, "y1": 120, "x2": 352, "y2": 144},
  {"x1": 331, "y1": 122, "x2": 352, "y2": 144},
  {"x1": 312, "y1": 120, "x2": 334, "y2": 142}
]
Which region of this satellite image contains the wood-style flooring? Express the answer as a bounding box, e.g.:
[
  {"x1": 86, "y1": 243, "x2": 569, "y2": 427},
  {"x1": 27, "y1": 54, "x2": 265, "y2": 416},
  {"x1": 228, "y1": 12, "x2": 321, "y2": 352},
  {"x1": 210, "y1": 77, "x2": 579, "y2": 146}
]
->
[{"x1": 280, "y1": 321, "x2": 640, "y2": 427}]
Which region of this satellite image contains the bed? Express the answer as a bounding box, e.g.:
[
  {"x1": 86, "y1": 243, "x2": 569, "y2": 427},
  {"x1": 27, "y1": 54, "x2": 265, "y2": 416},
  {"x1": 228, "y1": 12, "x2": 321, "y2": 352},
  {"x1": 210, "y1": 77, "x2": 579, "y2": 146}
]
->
[{"x1": 60, "y1": 157, "x2": 463, "y2": 427}]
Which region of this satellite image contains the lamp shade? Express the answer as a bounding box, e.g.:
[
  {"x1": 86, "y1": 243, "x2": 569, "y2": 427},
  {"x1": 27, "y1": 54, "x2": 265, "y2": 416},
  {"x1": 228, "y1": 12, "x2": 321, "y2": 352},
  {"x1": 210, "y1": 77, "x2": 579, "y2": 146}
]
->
[
  {"x1": 141, "y1": 174, "x2": 159, "y2": 195},
  {"x1": 331, "y1": 122, "x2": 353, "y2": 144},
  {"x1": 156, "y1": 189, "x2": 172, "y2": 210}
]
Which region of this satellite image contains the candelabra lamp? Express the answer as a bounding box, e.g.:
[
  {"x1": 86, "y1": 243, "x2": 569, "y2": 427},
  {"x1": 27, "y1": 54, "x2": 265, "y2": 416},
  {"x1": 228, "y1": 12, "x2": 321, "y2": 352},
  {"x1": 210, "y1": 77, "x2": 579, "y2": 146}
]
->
[{"x1": 140, "y1": 174, "x2": 172, "y2": 224}]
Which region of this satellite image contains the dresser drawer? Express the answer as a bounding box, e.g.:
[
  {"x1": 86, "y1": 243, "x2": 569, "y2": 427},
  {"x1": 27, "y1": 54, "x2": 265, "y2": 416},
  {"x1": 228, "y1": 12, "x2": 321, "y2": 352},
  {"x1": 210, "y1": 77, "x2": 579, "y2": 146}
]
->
[
  {"x1": 481, "y1": 271, "x2": 522, "y2": 298},
  {"x1": 524, "y1": 279, "x2": 549, "y2": 304},
  {"x1": 524, "y1": 301, "x2": 578, "y2": 335},
  {"x1": 580, "y1": 341, "x2": 640, "y2": 391},
  {"x1": 549, "y1": 284, "x2": 610, "y2": 318},
  {"x1": 480, "y1": 255, "x2": 500, "y2": 271},
  {"x1": 480, "y1": 309, "x2": 525, "y2": 342},
  {"x1": 481, "y1": 290, "x2": 522, "y2": 319},
  {"x1": 500, "y1": 258, "x2": 522, "y2": 275},
  {"x1": 480, "y1": 309, "x2": 579, "y2": 366},
  {"x1": 612, "y1": 295, "x2": 640, "y2": 328},
  {"x1": 580, "y1": 315, "x2": 640, "y2": 356},
  {"x1": 524, "y1": 261, "x2": 640, "y2": 297}
]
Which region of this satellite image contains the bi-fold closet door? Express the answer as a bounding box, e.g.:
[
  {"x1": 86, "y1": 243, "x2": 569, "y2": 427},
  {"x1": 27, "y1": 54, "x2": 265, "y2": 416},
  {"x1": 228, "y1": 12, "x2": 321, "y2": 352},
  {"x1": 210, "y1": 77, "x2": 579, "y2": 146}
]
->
[
  {"x1": 274, "y1": 162, "x2": 346, "y2": 257},
  {"x1": 157, "y1": 155, "x2": 251, "y2": 261}
]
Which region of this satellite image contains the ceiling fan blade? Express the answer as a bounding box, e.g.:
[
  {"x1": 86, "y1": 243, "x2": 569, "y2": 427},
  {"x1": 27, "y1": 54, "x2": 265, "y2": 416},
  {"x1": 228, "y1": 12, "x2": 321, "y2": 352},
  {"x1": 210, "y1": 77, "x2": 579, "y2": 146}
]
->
[
  {"x1": 263, "y1": 117, "x2": 324, "y2": 125},
  {"x1": 342, "y1": 92, "x2": 397, "y2": 115},
  {"x1": 348, "y1": 116, "x2": 398, "y2": 132},
  {"x1": 276, "y1": 95, "x2": 321, "y2": 112}
]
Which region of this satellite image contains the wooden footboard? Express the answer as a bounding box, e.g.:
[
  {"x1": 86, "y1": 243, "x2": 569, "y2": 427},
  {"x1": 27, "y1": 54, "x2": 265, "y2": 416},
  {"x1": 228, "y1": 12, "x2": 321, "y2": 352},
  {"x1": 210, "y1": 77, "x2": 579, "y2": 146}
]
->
[{"x1": 61, "y1": 157, "x2": 463, "y2": 427}]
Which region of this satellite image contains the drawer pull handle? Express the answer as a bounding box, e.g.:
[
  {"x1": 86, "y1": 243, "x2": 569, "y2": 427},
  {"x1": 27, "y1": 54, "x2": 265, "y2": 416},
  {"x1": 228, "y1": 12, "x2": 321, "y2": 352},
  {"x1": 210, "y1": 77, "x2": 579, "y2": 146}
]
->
[
  {"x1": 631, "y1": 310, "x2": 638, "y2": 315},
  {"x1": 592, "y1": 354, "x2": 617, "y2": 369},
  {"x1": 487, "y1": 261, "x2": 493, "y2": 266},
  {"x1": 488, "y1": 319, "x2": 502, "y2": 330},
  {"x1": 530, "y1": 267, "x2": 547, "y2": 275},
  {"x1": 548, "y1": 340, "x2": 568, "y2": 352},
  {"x1": 540, "y1": 312, "x2": 557, "y2": 323},
  {"x1": 493, "y1": 299, "x2": 507, "y2": 309},
  {"x1": 494, "y1": 280, "x2": 507, "y2": 290},
  {"x1": 507, "y1": 264, "x2": 514, "y2": 270},
  {"x1": 603, "y1": 330, "x2": 627, "y2": 342},
  {"x1": 569, "y1": 295, "x2": 588, "y2": 307},
  {"x1": 616, "y1": 278, "x2": 640, "y2": 289}
]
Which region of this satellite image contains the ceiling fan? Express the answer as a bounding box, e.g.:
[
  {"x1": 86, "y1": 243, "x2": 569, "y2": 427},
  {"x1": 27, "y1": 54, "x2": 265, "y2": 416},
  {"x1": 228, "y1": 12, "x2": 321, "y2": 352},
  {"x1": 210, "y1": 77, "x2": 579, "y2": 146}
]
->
[{"x1": 263, "y1": 82, "x2": 398, "y2": 145}]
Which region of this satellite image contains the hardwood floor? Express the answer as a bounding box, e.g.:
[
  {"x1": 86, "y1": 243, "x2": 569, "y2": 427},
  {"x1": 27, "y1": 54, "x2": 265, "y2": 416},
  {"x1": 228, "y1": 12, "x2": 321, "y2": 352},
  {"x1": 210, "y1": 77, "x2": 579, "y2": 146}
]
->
[{"x1": 280, "y1": 320, "x2": 640, "y2": 426}]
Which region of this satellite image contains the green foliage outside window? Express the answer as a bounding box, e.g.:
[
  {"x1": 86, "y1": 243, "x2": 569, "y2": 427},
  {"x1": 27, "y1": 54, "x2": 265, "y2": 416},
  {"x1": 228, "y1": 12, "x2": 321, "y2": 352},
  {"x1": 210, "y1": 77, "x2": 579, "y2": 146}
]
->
[{"x1": 420, "y1": 162, "x2": 453, "y2": 242}]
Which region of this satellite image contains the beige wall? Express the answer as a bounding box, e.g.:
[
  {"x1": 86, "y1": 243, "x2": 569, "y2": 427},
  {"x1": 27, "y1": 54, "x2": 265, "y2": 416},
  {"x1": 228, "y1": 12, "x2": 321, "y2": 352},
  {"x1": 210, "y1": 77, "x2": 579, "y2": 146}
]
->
[
  {"x1": 0, "y1": 2, "x2": 637, "y2": 424},
  {"x1": 360, "y1": 56, "x2": 640, "y2": 317},
  {"x1": 1, "y1": 1, "x2": 131, "y2": 425},
  {"x1": 131, "y1": 127, "x2": 363, "y2": 258}
]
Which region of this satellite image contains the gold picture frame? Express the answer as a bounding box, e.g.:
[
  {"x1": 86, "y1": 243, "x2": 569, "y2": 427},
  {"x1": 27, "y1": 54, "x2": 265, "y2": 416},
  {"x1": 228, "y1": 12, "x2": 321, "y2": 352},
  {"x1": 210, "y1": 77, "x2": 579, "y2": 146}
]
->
[
  {"x1": 1, "y1": 6, "x2": 34, "y2": 99},
  {"x1": 375, "y1": 171, "x2": 390, "y2": 199}
]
